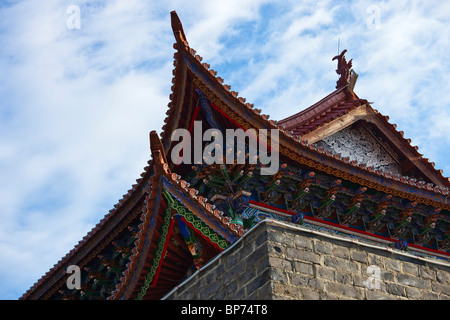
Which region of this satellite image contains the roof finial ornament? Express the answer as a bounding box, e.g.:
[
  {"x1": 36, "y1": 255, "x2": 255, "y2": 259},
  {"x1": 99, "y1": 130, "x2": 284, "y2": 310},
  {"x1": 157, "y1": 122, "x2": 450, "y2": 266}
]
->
[{"x1": 332, "y1": 49, "x2": 352, "y2": 89}]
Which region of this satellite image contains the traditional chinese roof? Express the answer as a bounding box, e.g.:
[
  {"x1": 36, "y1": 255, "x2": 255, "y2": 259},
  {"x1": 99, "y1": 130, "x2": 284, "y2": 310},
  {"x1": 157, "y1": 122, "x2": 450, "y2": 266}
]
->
[
  {"x1": 277, "y1": 75, "x2": 450, "y2": 189},
  {"x1": 21, "y1": 11, "x2": 450, "y2": 300}
]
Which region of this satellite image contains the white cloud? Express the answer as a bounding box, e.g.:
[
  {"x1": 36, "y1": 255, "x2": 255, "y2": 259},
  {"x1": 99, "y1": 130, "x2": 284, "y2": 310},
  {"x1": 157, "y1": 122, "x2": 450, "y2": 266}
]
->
[{"x1": 0, "y1": 0, "x2": 172, "y2": 299}]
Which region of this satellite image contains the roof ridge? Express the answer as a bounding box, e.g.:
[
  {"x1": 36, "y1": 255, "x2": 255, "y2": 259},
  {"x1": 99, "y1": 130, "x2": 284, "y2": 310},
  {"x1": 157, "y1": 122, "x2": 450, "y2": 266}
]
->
[
  {"x1": 278, "y1": 86, "x2": 348, "y2": 124},
  {"x1": 20, "y1": 159, "x2": 153, "y2": 300},
  {"x1": 165, "y1": 13, "x2": 450, "y2": 197},
  {"x1": 110, "y1": 131, "x2": 243, "y2": 299}
]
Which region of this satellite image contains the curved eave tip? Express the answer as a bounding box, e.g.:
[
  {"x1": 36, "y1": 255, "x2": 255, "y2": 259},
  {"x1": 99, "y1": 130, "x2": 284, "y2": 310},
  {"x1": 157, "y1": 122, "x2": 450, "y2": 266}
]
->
[{"x1": 170, "y1": 11, "x2": 188, "y2": 44}]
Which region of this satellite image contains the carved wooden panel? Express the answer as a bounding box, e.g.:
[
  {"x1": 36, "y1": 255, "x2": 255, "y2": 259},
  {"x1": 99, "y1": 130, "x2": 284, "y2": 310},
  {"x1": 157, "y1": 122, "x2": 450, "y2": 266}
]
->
[{"x1": 315, "y1": 125, "x2": 402, "y2": 174}]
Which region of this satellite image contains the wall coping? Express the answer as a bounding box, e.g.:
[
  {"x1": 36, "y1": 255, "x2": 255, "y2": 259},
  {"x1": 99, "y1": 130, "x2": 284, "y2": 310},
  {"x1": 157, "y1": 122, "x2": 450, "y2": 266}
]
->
[{"x1": 162, "y1": 219, "x2": 450, "y2": 300}]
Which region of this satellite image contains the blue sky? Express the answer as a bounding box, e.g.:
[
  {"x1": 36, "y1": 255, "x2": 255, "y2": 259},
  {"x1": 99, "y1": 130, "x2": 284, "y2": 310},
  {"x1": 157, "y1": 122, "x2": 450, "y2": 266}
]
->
[{"x1": 1, "y1": 0, "x2": 449, "y2": 300}]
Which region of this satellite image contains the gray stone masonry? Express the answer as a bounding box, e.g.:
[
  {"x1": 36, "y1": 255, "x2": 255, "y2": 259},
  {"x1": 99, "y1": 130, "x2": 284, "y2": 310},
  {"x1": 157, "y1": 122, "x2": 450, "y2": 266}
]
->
[{"x1": 164, "y1": 220, "x2": 450, "y2": 300}]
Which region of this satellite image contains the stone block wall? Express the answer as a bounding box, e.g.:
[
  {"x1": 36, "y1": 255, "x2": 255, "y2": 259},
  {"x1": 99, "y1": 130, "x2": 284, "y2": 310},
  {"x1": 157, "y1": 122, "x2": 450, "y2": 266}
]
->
[{"x1": 164, "y1": 220, "x2": 450, "y2": 300}]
